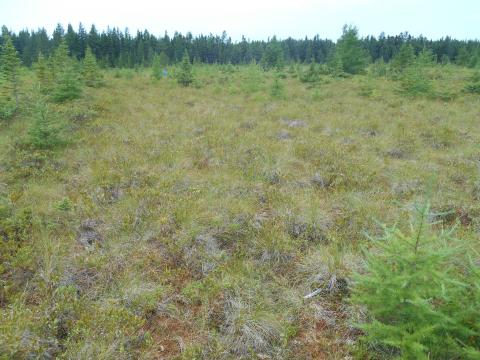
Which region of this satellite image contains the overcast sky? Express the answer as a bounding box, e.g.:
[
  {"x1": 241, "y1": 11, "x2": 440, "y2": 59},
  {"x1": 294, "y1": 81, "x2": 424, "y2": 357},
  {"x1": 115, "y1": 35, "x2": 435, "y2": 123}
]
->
[{"x1": 1, "y1": 0, "x2": 479, "y2": 41}]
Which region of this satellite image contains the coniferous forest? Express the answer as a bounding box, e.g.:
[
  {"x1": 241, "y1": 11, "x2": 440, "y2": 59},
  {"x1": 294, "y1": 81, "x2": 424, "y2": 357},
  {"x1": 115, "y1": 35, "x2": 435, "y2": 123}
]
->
[{"x1": 2, "y1": 23, "x2": 480, "y2": 67}]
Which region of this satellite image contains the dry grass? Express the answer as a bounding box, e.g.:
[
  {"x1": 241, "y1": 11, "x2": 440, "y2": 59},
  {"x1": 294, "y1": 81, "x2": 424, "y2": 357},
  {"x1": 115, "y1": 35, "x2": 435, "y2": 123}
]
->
[{"x1": 1, "y1": 64, "x2": 479, "y2": 359}]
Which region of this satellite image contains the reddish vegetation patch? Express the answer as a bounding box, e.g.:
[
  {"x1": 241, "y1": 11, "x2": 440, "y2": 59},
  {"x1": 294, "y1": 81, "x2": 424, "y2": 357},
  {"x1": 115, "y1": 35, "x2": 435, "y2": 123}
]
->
[
  {"x1": 292, "y1": 325, "x2": 348, "y2": 359},
  {"x1": 291, "y1": 302, "x2": 353, "y2": 360},
  {"x1": 145, "y1": 314, "x2": 201, "y2": 359}
]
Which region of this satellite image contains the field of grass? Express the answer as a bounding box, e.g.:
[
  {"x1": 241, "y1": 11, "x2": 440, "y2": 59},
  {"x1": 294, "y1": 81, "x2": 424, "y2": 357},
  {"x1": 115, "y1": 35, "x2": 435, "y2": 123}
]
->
[{"x1": 1, "y1": 64, "x2": 479, "y2": 359}]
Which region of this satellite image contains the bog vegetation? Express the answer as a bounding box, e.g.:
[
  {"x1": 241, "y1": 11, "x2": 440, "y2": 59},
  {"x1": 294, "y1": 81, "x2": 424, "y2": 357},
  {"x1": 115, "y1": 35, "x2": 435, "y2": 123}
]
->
[{"x1": 0, "y1": 24, "x2": 479, "y2": 359}]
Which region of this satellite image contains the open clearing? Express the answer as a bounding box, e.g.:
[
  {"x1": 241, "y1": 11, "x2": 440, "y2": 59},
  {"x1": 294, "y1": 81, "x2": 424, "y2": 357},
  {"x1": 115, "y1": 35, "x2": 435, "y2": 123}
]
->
[{"x1": 1, "y1": 65, "x2": 480, "y2": 358}]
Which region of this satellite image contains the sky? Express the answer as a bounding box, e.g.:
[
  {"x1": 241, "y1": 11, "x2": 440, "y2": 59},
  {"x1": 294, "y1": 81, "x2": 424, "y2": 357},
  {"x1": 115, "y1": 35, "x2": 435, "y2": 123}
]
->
[{"x1": 1, "y1": 0, "x2": 479, "y2": 41}]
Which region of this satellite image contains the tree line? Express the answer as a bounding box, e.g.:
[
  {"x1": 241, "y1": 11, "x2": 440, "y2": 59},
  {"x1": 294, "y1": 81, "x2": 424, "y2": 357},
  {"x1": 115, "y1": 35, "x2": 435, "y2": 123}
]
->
[{"x1": 1, "y1": 24, "x2": 480, "y2": 68}]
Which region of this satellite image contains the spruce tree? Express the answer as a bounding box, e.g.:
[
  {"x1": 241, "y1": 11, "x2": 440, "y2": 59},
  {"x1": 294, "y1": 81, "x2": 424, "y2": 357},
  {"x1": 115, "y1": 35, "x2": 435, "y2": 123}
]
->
[
  {"x1": 52, "y1": 62, "x2": 82, "y2": 102},
  {"x1": 417, "y1": 47, "x2": 436, "y2": 67},
  {"x1": 400, "y1": 65, "x2": 432, "y2": 97},
  {"x1": 152, "y1": 51, "x2": 168, "y2": 80},
  {"x1": 177, "y1": 50, "x2": 193, "y2": 86},
  {"x1": 352, "y1": 202, "x2": 480, "y2": 359},
  {"x1": 27, "y1": 101, "x2": 64, "y2": 150},
  {"x1": 270, "y1": 75, "x2": 285, "y2": 99},
  {"x1": 400, "y1": 48, "x2": 434, "y2": 97},
  {"x1": 469, "y1": 49, "x2": 480, "y2": 68},
  {"x1": 52, "y1": 40, "x2": 70, "y2": 79},
  {"x1": 35, "y1": 52, "x2": 51, "y2": 93},
  {"x1": 391, "y1": 43, "x2": 416, "y2": 72},
  {"x1": 0, "y1": 71, "x2": 14, "y2": 119},
  {"x1": 333, "y1": 25, "x2": 368, "y2": 75},
  {"x1": 327, "y1": 54, "x2": 346, "y2": 77},
  {"x1": 52, "y1": 40, "x2": 82, "y2": 102},
  {"x1": 369, "y1": 58, "x2": 388, "y2": 78},
  {"x1": 440, "y1": 54, "x2": 450, "y2": 65},
  {"x1": 261, "y1": 37, "x2": 284, "y2": 71},
  {"x1": 0, "y1": 35, "x2": 21, "y2": 118},
  {"x1": 82, "y1": 46, "x2": 102, "y2": 87},
  {"x1": 299, "y1": 61, "x2": 320, "y2": 83},
  {"x1": 151, "y1": 54, "x2": 163, "y2": 80},
  {"x1": 158, "y1": 51, "x2": 169, "y2": 68}
]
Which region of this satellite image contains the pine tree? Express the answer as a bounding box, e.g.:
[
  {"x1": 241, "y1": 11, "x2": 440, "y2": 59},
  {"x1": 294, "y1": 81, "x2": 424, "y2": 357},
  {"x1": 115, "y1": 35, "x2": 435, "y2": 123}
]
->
[
  {"x1": 82, "y1": 46, "x2": 102, "y2": 87},
  {"x1": 417, "y1": 47, "x2": 436, "y2": 67},
  {"x1": 0, "y1": 72, "x2": 14, "y2": 119},
  {"x1": 440, "y1": 54, "x2": 450, "y2": 65},
  {"x1": 51, "y1": 40, "x2": 82, "y2": 102},
  {"x1": 369, "y1": 57, "x2": 388, "y2": 78},
  {"x1": 176, "y1": 50, "x2": 193, "y2": 86},
  {"x1": 391, "y1": 43, "x2": 416, "y2": 72},
  {"x1": 158, "y1": 51, "x2": 169, "y2": 68},
  {"x1": 261, "y1": 37, "x2": 284, "y2": 71},
  {"x1": 52, "y1": 23, "x2": 65, "y2": 48},
  {"x1": 456, "y1": 47, "x2": 471, "y2": 67},
  {"x1": 400, "y1": 64, "x2": 432, "y2": 97},
  {"x1": 333, "y1": 25, "x2": 368, "y2": 75},
  {"x1": 464, "y1": 71, "x2": 480, "y2": 94},
  {"x1": 52, "y1": 40, "x2": 69, "y2": 82},
  {"x1": 35, "y1": 52, "x2": 51, "y2": 93},
  {"x1": 328, "y1": 54, "x2": 346, "y2": 77},
  {"x1": 151, "y1": 54, "x2": 163, "y2": 80},
  {"x1": 27, "y1": 101, "x2": 64, "y2": 149},
  {"x1": 352, "y1": 202, "x2": 480, "y2": 359},
  {"x1": 270, "y1": 75, "x2": 285, "y2": 99},
  {"x1": 469, "y1": 49, "x2": 480, "y2": 68},
  {"x1": 0, "y1": 35, "x2": 21, "y2": 118},
  {"x1": 299, "y1": 61, "x2": 320, "y2": 83},
  {"x1": 52, "y1": 62, "x2": 82, "y2": 102},
  {"x1": 399, "y1": 48, "x2": 434, "y2": 97}
]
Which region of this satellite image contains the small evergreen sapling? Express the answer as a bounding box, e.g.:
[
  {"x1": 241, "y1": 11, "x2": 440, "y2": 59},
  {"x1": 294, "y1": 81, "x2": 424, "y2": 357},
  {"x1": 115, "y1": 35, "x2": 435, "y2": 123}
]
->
[
  {"x1": 35, "y1": 52, "x2": 52, "y2": 93},
  {"x1": 369, "y1": 58, "x2": 388, "y2": 78},
  {"x1": 0, "y1": 35, "x2": 21, "y2": 118},
  {"x1": 400, "y1": 63, "x2": 432, "y2": 97},
  {"x1": 151, "y1": 52, "x2": 169, "y2": 80},
  {"x1": 327, "y1": 48, "x2": 347, "y2": 77},
  {"x1": 261, "y1": 37, "x2": 285, "y2": 71},
  {"x1": 416, "y1": 47, "x2": 436, "y2": 67},
  {"x1": 27, "y1": 101, "x2": 64, "y2": 150},
  {"x1": 352, "y1": 202, "x2": 480, "y2": 359},
  {"x1": 52, "y1": 40, "x2": 69, "y2": 80},
  {"x1": 51, "y1": 42, "x2": 82, "y2": 102},
  {"x1": 299, "y1": 61, "x2": 321, "y2": 83},
  {"x1": 177, "y1": 50, "x2": 193, "y2": 86},
  {"x1": 82, "y1": 46, "x2": 102, "y2": 87},
  {"x1": 151, "y1": 54, "x2": 162, "y2": 80},
  {"x1": 333, "y1": 25, "x2": 368, "y2": 75},
  {"x1": 0, "y1": 71, "x2": 15, "y2": 119},
  {"x1": 465, "y1": 82, "x2": 480, "y2": 94},
  {"x1": 391, "y1": 43, "x2": 416, "y2": 73},
  {"x1": 52, "y1": 61, "x2": 82, "y2": 102},
  {"x1": 270, "y1": 75, "x2": 285, "y2": 99}
]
